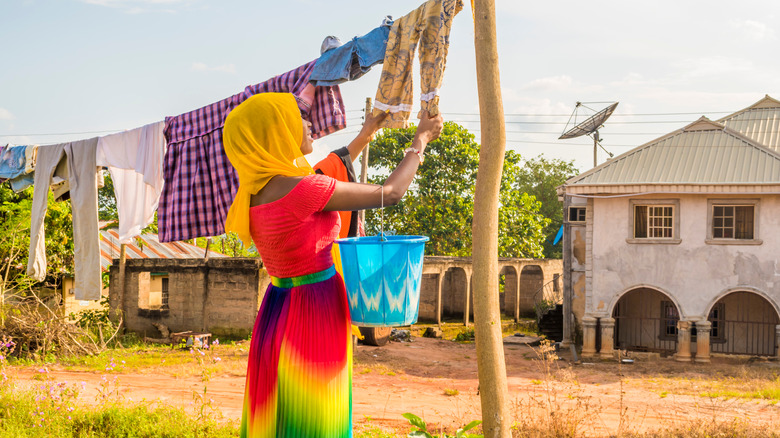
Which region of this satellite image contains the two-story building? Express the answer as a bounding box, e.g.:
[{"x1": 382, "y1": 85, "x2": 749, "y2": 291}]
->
[{"x1": 558, "y1": 96, "x2": 780, "y2": 361}]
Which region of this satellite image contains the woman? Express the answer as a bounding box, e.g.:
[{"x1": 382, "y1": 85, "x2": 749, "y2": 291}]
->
[{"x1": 223, "y1": 92, "x2": 443, "y2": 438}]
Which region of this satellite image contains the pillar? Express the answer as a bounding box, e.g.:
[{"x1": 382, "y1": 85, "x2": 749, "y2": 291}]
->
[
  {"x1": 435, "y1": 272, "x2": 443, "y2": 325},
  {"x1": 599, "y1": 317, "x2": 615, "y2": 359},
  {"x1": 776, "y1": 325, "x2": 780, "y2": 359},
  {"x1": 695, "y1": 320, "x2": 711, "y2": 364},
  {"x1": 463, "y1": 271, "x2": 471, "y2": 327},
  {"x1": 581, "y1": 316, "x2": 597, "y2": 357},
  {"x1": 675, "y1": 320, "x2": 692, "y2": 362}
]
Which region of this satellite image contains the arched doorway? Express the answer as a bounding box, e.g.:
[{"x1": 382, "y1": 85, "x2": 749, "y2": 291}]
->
[
  {"x1": 612, "y1": 287, "x2": 679, "y2": 354},
  {"x1": 708, "y1": 291, "x2": 779, "y2": 356},
  {"x1": 519, "y1": 265, "x2": 543, "y2": 317},
  {"x1": 499, "y1": 266, "x2": 518, "y2": 318},
  {"x1": 441, "y1": 267, "x2": 469, "y2": 319}
]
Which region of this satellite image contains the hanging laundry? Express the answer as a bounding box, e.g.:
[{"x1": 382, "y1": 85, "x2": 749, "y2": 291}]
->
[
  {"x1": 28, "y1": 138, "x2": 102, "y2": 301},
  {"x1": 0, "y1": 144, "x2": 27, "y2": 179},
  {"x1": 158, "y1": 59, "x2": 346, "y2": 243},
  {"x1": 97, "y1": 121, "x2": 166, "y2": 243},
  {"x1": 0, "y1": 144, "x2": 37, "y2": 192},
  {"x1": 48, "y1": 159, "x2": 105, "y2": 202},
  {"x1": 373, "y1": 0, "x2": 463, "y2": 128},
  {"x1": 309, "y1": 17, "x2": 394, "y2": 87},
  {"x1": 24, "y1": 145, "x2": 37, "y2": 173}
]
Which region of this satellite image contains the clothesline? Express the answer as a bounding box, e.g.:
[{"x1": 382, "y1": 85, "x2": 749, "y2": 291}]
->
[{"x1": 0, "y1": 0, "x2": 463, "y2": 302}]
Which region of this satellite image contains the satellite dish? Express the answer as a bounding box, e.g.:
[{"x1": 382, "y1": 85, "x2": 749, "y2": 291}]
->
[{"x1": 559, "y1": 101, "x2": 619, "y2": 167}]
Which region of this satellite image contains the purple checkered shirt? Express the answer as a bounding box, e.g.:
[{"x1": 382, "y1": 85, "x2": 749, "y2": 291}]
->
[{"x1": 158, "y1": 60, "x2": 346, "y2": 242}]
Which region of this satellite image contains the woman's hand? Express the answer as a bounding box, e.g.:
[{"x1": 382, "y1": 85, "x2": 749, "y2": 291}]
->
[
  {"x1": 414, "y1": 112, "x2": 444, "y2": 152},
  {"x1": 359, "y1": 111, "x2": 388, "y2": 141}
]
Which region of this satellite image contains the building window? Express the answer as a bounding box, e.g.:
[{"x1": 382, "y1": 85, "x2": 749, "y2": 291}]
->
[
  {"x1": 706, "y1": 199, "x2": 760, "y2": 244},
  {"x1": 568, "y1": 207, "x2": 586, "y2": 223},
  {"x1": 161, "y1": 277, "x2": 169, "y2": 310},
  {"x1": 713, "y1": 205, "x2": 753, "y2": 239},
  {"x1": 635, "y1": 205, "x2": 674, "y2": 238},
  {"x1": 628, "y1": 199, "x2": 680, "y2": 244},
  {"x1": 708, "y1": 303, "x2": 725, "y2": 340},
  {"x1": 660, "y1": 300, "x2": 679, "y2": 339}
]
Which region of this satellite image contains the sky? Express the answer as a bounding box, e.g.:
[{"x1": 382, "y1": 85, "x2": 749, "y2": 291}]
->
[{"x1": 1, "y1": 0, "x2": 779, "y2": 173}]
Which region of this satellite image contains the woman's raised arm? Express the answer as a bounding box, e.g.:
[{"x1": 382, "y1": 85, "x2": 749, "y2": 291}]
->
[{"x1": 324, "y1": 112, "x2": 444, "y2": 212}]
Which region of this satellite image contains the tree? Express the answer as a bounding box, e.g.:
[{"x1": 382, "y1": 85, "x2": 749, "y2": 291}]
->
[
  {"x1": 364, "y1": 122, "x2": 548, "y2": 258},
  {"x1": 499, "y1": 151, "x2": 550, "y2": 258},
  {"x1": 512, "y1": 156, "x2": 579, "y2": 258},
  {"x1": 0, "y1": 184, "x2": 74, "y2": 307}
]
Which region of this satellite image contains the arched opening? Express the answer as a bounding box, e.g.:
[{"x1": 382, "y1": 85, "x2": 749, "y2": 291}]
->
[
  {"x1": 441, "y1": 267, "x2": 469, "y2": 320},
  {"x1": 499, "y1": 266, "x2": 518, "y2": 318},
  {"x1": 519, "y1": 265, "x2": 544, "y2": 318},
  {"x1": 612, "y1": 287, "x2": 679, "y2": 354},
  {"x1": 708, "y1": 291, "x2": 779, "y2": 356},
  {"x1": 418, "y1": 273, "x2": 441, "y2": 322}
]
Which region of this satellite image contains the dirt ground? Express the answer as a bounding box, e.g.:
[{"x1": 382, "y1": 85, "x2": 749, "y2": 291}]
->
[{"x1": 10, "y1": 335, "x2": 780, "y2": 436}]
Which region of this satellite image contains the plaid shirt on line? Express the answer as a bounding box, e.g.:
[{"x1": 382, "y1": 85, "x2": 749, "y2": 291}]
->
[{"x1": 158, "y1": 60, "x2": 346, "y2": 243}]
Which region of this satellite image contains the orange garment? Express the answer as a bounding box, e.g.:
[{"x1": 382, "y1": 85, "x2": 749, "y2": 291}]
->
[{"x1": 314, "y1": 149, "x2": 357, "y2": 239}]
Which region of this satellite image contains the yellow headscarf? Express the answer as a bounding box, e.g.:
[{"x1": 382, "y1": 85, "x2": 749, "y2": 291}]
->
[{"x1": 223, "y1": 93, "x2": 315, "y2": 246}]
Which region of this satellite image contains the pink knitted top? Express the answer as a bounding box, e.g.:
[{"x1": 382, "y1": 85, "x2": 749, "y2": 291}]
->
[{"x1": 249, "y1": 174, "x2": 340, "y2": 278}]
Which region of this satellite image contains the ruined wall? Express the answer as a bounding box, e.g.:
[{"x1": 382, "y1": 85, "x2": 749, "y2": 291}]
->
[{"x1": 109, "y1": 258, "x2": 268, "y2": 338}]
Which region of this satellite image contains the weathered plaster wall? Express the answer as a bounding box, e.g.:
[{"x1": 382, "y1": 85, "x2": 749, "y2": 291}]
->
[
  {"x1": 109, "y1": 258, "x2": 268, "y2": 338},
  {"x1": 589, "y1": 194, "x2": 780, "y2": 319}
]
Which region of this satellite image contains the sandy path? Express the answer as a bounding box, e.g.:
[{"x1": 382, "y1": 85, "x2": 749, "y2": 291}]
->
[{"x1": 9, "y1": 337, "x2": 780, "y2": 435}]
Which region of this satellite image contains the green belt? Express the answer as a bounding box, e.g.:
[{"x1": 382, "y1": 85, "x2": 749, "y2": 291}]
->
[{"x1": 271, "y1": 265, "x2": 336, "y2": 288}]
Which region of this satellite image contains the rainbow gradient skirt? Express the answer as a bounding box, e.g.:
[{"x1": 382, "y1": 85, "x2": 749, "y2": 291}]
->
[{"x1": 240, "y1": 267, "x2": 352, "y2": 437}]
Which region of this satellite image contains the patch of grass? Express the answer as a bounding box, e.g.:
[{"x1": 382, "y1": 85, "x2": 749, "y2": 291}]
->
[
  {"x1": 700, "y1": 387, "x2": 780, "y2": 400},
  {"x1": 530, "y1": 379, "x2": 542, "y2": 385},
  {"x1": 0, "y1": 386, "x2": 238, "y2": 437},
  {"x1": 355, "y1": 364, "x2": 402, "y2": 378},
  {"x1": 54, "y1": 342, "x2": 248, "y2": 377},
  {"x1": 453, "y1": 328, "x2": 475, "y2": 343},
  {"x1": 443, "y1": 388, "x2": 459, "y2": 396},
  {"x1": 354, "y1": 423, "x2": 399, "y2": 438},
  {"x1": 659, "y1": 391, "x2": 668, "y2": 398}
]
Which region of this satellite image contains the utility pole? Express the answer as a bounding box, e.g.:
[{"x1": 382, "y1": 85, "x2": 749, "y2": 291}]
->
[
  {"x1": 359, "y1": 97, "x2": 372, "y2": 223},
  {"x1": 472, "y1": 0, "x2": 511, "y2": 436}
]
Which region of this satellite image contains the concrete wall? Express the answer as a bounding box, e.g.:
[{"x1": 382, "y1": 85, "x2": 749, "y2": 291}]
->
[
  {"x1": 111, "y1": 256, "x2": 564, "y2": 334},
  {"x1": 419, "y1": 256, "x2": 563, "y2": 323},
  {"x1": 61, "y1": 276, "x2": 107, "y2": 316},
  {"x1": 588, "y1": 194, "x2": 780, "y2": 321},
  {"x1": 109, "y1": 258, "x2": 269, "y2": 338}
]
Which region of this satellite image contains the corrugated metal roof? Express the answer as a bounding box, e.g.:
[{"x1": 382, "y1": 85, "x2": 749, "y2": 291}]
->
[
  {"x1": 98, "y1": 229, "x2": 226, "y2": 272},
  {"x1": 718, "y1": 95, "x2": 780, "y2": 153},
  {"x1": 566, "y1": 117, "x2": 780, "y2": 186}
]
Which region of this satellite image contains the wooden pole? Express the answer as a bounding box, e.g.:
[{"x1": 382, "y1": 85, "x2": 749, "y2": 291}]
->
[
  {"x1": 472, "y1": 0, "x2": 511, "y2": 436},
  {"x1": 358, "y1": 98, "x2": 372, "y2": 223},
  {"x1": 116, "y1": 243, "x2": 127, "y2": 327}
]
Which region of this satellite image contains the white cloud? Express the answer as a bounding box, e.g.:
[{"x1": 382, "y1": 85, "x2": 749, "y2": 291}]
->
[
  {"x1": 731, "y1": 19, "x2": 776, "y2": 42},
  {"x1": 520, "y1": 75, "x2": 574, "y2": 92},
  {"x1": 0, "y1": 108, "x2": 15, "y2": 120},
  {"x1": 191, "y1": 62, "x2": 236, "y2": 74}
]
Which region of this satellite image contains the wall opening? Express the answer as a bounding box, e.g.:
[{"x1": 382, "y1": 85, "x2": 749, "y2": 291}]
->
[
  {"x1": 519, "y1": 265, "x2": 543, "y2": 318},
  {"x1": 137, "y1": 272, "x2": 169, "y2": 318},
  {"x1": 612, "y1": 287, "x2": 679, "y2": 355},
  {"x1": 709, "y1": 291, "x2": 779, "y2": 356},
  {"x1": 499, "y1": 266, "x2": 518, "y2": 318}
]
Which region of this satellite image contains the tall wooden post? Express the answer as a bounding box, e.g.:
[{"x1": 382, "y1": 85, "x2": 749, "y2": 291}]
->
[
  {"x1": 359, "y1": 98, "x2": 372, "y2": 223},
  {"x1": 116, "y1": 244, "x2": 127, "y2": 327},
  {"x1": 472, "y1": 0, "x2": 511, "y2": 436}
]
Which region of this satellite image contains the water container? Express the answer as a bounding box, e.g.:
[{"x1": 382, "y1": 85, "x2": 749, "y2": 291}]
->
[{"x1": 336, "y1": 235, "x2": 428, "y2": 326}]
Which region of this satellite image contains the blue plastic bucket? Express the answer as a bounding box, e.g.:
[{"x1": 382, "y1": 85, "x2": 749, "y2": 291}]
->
[{"x1": 336, "y1": 235, "x2": 429, "y2": 327}]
